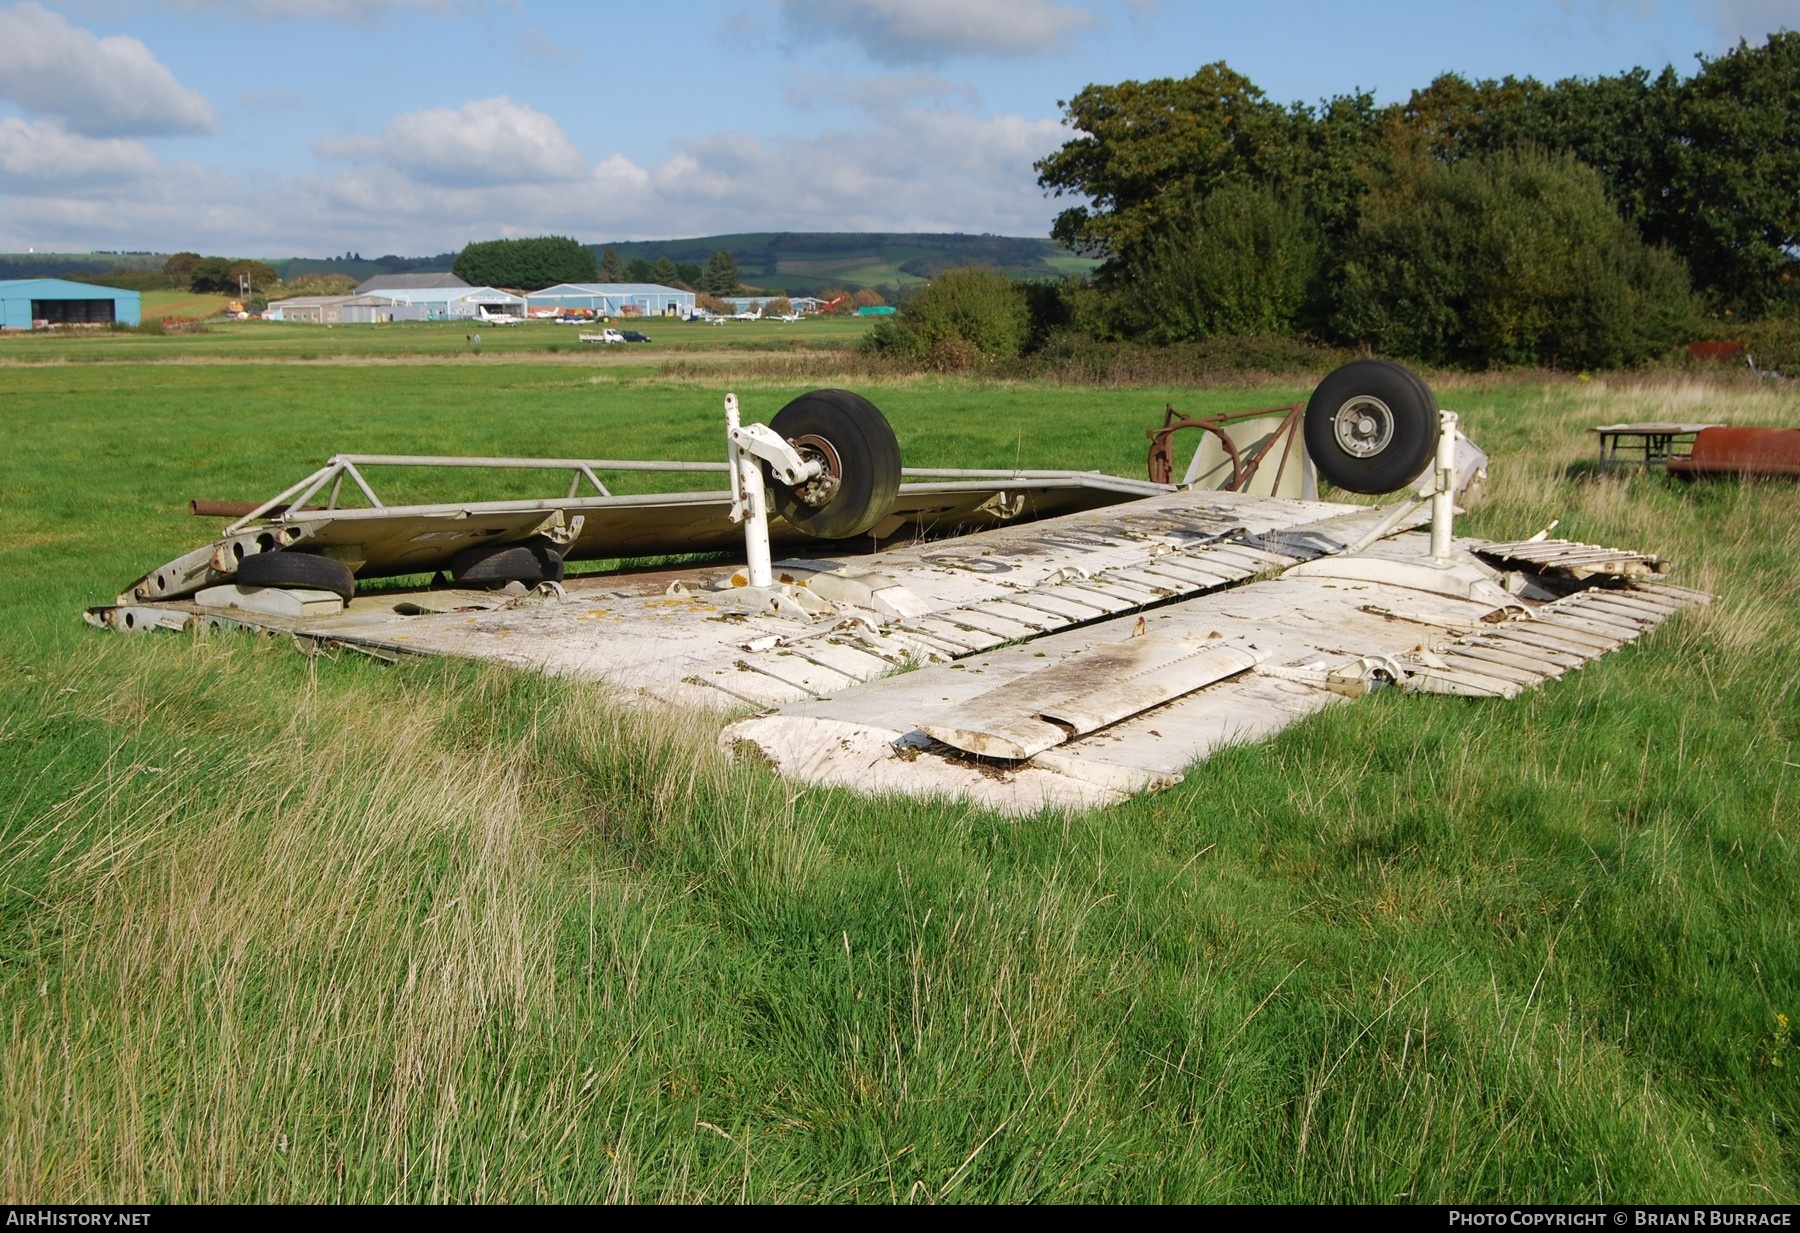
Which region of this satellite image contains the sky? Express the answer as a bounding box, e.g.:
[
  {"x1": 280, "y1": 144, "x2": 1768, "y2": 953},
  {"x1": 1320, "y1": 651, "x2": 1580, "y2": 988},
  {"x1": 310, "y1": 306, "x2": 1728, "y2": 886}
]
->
[{"x1": 0, "y1": 0, "x2": 1793, "y2": 258}]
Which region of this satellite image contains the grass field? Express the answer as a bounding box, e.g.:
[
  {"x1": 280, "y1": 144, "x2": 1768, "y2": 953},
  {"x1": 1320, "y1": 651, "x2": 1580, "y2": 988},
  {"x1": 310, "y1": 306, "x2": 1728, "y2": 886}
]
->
[
  {"x1": 0, "y1": 316, "x2": 875, "y2": 365},
  {"x1": 1, "y1": 336, "x2": 1797, "y2": 1202},
  {"x1": 139, "y1": 290, "x2": 235, "y2": 321}
]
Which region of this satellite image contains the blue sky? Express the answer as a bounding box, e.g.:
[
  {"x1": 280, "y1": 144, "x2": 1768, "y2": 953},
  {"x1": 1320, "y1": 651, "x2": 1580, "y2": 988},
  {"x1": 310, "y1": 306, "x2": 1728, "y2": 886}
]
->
[{"x1": 0, "y1": 0, "x2": 1792, "y2": 257}]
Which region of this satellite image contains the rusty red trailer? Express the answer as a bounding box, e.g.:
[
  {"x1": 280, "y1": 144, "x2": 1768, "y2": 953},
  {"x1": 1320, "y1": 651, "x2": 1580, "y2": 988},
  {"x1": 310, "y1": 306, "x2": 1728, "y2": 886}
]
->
[{"x1": 1667, "y1": 427, "x2": 1800, "y2": 478}]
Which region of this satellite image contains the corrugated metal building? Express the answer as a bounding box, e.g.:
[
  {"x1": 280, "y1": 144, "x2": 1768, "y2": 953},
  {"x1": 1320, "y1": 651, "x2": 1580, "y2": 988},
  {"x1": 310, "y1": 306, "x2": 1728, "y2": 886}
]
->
[
  {"x1": 263, "y1": 294, "x2": 353, "y2": 324},
  {"x1": 0, "y1": 278, "x2": 141, "y2": 330},
  {"x1": 526, "y1": 283, "x2": 694, "y2": 318},
  {"x1": 367, "y1": 286, "x2": 526, "y2": 320},
  {"x1": 263, "y1": 294, "x2": 426, "y2": 324},
  {"x1": 354, "y1": 272, "x2": 469, "y2": 295},
  {"x1": 339, "y1": 296, "x2": 428, "y2": 324}
]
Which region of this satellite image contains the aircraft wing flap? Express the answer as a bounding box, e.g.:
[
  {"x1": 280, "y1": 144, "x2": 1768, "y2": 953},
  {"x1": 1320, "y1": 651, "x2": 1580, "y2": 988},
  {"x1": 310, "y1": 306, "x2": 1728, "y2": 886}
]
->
[{"x1": 919, "y1": 635, "x2": 1268, "y2": 759}]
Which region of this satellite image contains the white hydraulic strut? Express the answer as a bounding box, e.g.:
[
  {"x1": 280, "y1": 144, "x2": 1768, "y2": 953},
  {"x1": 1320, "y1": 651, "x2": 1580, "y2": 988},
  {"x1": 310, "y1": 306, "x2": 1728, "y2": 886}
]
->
[
  {"x1": 1345, "y1": 409, "x2": 1470, "y2": 557},
  {"x1": 1430, "y1": 409, "x2": 1459, "y2": 559},
  {"x1": 724, "y1": 392, "x2": 825, "y2": 590}
]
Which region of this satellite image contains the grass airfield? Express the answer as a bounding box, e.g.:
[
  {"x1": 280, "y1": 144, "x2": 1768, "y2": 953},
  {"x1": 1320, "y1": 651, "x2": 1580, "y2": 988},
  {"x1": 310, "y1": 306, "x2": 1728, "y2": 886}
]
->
[
  {"x1": 0, "y1": 313, "x2": 873, "y2": 364},
  {"x1": 1, "y1": 322, "x2": 1797, "y2": 1203}
]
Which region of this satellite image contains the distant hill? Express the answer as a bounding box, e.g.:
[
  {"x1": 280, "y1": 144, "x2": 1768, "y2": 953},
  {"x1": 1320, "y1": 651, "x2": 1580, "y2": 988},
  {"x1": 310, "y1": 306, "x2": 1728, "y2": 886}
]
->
[
  {"x1": 0, "y1": 252, "x2": 165, "y2": 281},
  {"x1": 591, "y1": 232, "x2": 1097, "y2": 294},
  {"x1": 0, "y1": 252, "x2": 458, "y2": 283},
  {"x1": 0, "y1": 236, "x2": 1092, "y2": 295}
]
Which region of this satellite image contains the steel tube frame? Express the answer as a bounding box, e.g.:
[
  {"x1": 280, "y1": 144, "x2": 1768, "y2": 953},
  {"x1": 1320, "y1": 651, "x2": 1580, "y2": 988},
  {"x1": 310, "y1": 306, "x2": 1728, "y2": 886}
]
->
[{"x1": 222, "y1": 455, "x2": 1174, "y2": 537}]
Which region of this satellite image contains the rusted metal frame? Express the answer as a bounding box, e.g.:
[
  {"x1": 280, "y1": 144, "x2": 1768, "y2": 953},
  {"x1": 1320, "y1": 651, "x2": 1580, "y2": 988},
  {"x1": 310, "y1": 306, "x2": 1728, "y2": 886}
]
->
[
  {"x1": 1221, "y1": 405, "x2": 1304, "y2": 494},
  {"x1": 1145, "y1": 403, "x2": 1302, "y2": 488}
]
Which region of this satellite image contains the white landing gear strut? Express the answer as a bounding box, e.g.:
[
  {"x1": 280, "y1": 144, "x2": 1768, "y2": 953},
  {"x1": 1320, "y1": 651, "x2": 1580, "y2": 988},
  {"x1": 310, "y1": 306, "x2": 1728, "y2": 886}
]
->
[
  {"x1": 721, "y1": 393, "x2": 836, "y2": 614},
  {"x1": 1346, "y1": 409, "x2": 1479, "y2": 558}
]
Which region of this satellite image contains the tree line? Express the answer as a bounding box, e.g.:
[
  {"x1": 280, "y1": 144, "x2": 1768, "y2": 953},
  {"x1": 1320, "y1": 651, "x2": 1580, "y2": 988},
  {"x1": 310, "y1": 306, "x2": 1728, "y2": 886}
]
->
[
  {"x1": 449, "y1": 236, "x2": 749, "y2": 295},
  {"x1": 1023, "y1": 32, "x2": 1798, "y2": 368}
]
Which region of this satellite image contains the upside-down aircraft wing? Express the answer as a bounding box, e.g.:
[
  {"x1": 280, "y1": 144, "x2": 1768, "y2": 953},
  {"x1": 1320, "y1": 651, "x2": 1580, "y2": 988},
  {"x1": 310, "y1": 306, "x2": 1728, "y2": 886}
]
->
[{"x1": 87, "y1": 372, "x2": 1709, "y2": 812}]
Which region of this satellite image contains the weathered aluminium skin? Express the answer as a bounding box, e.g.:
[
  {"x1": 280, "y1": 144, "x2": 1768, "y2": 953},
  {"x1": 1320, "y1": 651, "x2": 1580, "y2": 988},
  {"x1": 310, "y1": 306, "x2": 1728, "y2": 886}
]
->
[{"x1": 87, "y1": 389, "x2": 1707, "y2": 812}]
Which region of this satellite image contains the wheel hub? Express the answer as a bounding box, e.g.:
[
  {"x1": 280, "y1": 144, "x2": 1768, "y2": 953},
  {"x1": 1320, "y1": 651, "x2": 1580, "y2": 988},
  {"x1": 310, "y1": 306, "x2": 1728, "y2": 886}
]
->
[
  {"x1": 789, "y1": 433, "x2": 843, "y2": 507},
  {"x1": 1333, "y1": 396, "x2": 1395, "y2": 458}
]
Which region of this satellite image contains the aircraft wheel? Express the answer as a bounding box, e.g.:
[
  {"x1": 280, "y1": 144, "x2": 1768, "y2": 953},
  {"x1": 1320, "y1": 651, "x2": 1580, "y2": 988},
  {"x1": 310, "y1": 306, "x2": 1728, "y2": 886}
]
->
[
  {"x1": 234, "y1": 550, "x2": 356, "y2": 601},
  {"x1": 767, "y1": 389, "x2": 902, "y2": 539},
  {"x1": 450, "y1": 540, "x2": 565, "y2": 587},
  {"x1": 1303, "y1": 360, "x2": 1438, "y2": 494}
]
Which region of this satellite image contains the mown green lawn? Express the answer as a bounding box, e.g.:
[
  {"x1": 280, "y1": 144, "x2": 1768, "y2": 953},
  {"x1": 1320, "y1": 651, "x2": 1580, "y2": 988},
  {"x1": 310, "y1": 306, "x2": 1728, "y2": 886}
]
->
[
  {"x1": 0, "y1": 343, "x2": 1796, "y2": 1202},
  {"x1": 0, "y1": 314, "x2": 876, "y2": 364}
]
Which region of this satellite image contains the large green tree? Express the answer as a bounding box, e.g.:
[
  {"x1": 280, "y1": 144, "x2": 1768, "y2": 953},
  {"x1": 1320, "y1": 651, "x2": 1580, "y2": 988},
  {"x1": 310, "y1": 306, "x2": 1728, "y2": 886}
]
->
[
  {"x1": 226, "y1": 260, "x2": 279, "y2": 295},
  {"x1": 1116, "y1": 183, "x2": 1318, "y2": 343},
  {"x1": 1034, "y1": 63, "x2": 1309, "y2": 269},
  {"x1": 186, "y1": 256, "x2": 233, "y2": 293},
  {"x1": 1660, "y1": 33, "x2": 1800, "y2": 315},
  {"x1": 704, "y1": 249, "x2": 742, "y2": 295},
  {"x1": 1335, "y1": 148, "x2": 1694, "y2": 368},
  {"x1": 162, "y1": 252, "x2": 200, "y2": 284},
  {"x1": 1388, "y1": 34, "x2": 1800, "y2": 314},
  {"x1": 453, "y1": 236, "x2": 597, "y2": 291}
]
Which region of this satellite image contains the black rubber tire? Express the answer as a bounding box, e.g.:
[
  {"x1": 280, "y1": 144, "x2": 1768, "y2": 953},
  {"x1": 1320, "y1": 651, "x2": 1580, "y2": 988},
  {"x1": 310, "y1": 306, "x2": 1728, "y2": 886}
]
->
[
  {"x1": 766, "y1": 389, "x2": 902, "y2": 539},
  {"x1": 234, "y1": 550, "x2": 356, "y2": 601},
  {"x1": 1303, "y1": 360, "x2": 1438, "y2": 494},
  {"x1": 450, "y1": 540, "x2": 565, "y2": 587}
]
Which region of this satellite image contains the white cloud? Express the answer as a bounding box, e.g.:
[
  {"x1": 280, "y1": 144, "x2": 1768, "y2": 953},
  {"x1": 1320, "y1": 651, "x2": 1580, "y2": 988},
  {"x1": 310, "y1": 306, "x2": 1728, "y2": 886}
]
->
[
  {"x1": 0, "y1": 100, "x2": 1070, "y2": 256},
  {"x1": 0, "y1": 2, "x2": 213, "y2": 136},
  {"x1": 316, "y1": 96, "x2": 587, "y2": 188},
  {"x1": 0, "y1": 116, "x2": 157, "y2": 189},
  {"x1": 783, "y1": 69, "x2": 983, "y2": 110},
  {"x1": 638, "y1": 107, "x2": 1067, "y2": 235},
  {"x1": 778, "y1": 0, "x2": 1098, "y2": 63},
  {"x1": 1692, "y1": 0, "x2": 1796, "y2": 41},
  {"x1": 156, "y1": 0, "x2": 463, "y2": 22}
]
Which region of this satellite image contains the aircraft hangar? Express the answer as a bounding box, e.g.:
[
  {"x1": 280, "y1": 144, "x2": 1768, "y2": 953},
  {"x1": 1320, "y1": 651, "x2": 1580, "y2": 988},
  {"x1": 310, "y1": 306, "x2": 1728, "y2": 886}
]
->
[{"x1": 0, "y1": 278, "x2": 141, "y2": 330}]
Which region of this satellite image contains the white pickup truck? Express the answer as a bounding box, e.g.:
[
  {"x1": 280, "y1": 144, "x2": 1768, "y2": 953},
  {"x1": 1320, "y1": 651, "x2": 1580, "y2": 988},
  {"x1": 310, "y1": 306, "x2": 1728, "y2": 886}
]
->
[{"x1": 578, "y1": 329, "x2": 624, "y2": 344}]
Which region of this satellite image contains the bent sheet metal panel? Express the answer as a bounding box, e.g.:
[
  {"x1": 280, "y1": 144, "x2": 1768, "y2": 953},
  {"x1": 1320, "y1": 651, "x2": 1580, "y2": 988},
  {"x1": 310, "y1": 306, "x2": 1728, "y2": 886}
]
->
[
  {"x1": 328, "y1": 491, "x2": 1413, "y2": 708},
  {"x1": 917, "y1": 635, "x2": 1270, "y2": 759},
  {"x1": 723, "y1": 542, "x2": 1710, "y2": 814},
  {"x1": 90, "y1": 472, "x2": 1709, "y2": 813},
  {"x1": 96, "y1": 488, "x2": 1391, "y2": 708}
]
